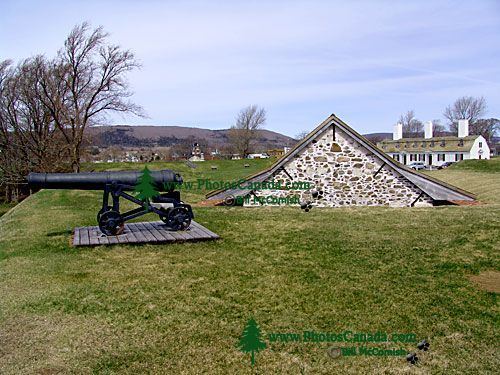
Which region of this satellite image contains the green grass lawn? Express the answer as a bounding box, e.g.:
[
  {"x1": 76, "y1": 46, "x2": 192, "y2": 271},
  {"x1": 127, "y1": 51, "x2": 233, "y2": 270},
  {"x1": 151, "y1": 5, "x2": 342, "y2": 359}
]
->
[
  {"x1": 0, "y1": 159, "x2": 498, "y2": 374},
  {"x1": 0, "y1": 202, "x2": 16, "y2": 218}
]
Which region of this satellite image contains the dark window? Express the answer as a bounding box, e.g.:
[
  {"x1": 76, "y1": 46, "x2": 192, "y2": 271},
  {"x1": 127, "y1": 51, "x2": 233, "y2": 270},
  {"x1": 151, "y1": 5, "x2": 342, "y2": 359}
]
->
[{"x1": 479, "y1": 142, "x2": 483, "y2": 148}]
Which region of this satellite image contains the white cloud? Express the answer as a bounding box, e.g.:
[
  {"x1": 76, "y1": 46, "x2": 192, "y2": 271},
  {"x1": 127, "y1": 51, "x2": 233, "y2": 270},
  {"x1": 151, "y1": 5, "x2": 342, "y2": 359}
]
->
[{"x1": 1, "y1": 0, "x2": 499, "y2": 135}]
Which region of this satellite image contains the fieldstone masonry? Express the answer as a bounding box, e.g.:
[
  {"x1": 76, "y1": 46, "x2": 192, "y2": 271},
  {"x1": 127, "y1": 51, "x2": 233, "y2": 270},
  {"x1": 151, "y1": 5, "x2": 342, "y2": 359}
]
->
[{"x1": 246, "y1": 126, "x2": 434, "y2": 207}]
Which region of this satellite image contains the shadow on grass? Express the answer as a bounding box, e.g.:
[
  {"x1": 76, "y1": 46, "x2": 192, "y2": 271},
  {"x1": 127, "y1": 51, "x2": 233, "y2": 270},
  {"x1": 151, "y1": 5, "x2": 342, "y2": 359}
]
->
[{"x1": 46, "y1": 229, "x2": 73, "y2": 237}]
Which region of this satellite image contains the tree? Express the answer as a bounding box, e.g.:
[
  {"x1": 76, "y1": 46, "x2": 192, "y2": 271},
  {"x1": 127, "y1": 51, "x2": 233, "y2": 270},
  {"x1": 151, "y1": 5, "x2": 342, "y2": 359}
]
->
[
  {"x1": 472, "y1": 118, "x2": 499, "y2": 145},
  {"x1": 0, "y1": 58, "x2": 71, "y2": 201},
  {"x1": 238, "y1": 318, "x2": 267, "y2": 367},
  {"x1": 398, "y1": 110, "x2": 423, "y2": 138},
  {"x1": 431, "y1": 119, "x2": 446, "y2": 137},
  {"x1": 444, "y1": 96, "x2": 487, "y2": 132},
  {"x1": 295, "y1": 131, "x2": 309, "y2": 141},
  {"x1": 229, "y1": 105, "x2": 266, "y2": 158},
  {"x1": 134, "y1": 166, "x2": 159, "y2": 209},
  {"x1": 38, "y1": 22, "x2": 144, "y2": 172}
]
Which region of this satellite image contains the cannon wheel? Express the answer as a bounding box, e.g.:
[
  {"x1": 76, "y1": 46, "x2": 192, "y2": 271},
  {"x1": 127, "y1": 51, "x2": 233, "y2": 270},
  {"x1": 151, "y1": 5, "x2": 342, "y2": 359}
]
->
[
  {"x1": 98, "y1": 210, "x2": 125, "y2": 236},
  {"x1": 160, "y1": 207, "x2": 191, "y2": 231},
  {"x1": 97, "y1": 206, "x2": 112, "y2": 222}
]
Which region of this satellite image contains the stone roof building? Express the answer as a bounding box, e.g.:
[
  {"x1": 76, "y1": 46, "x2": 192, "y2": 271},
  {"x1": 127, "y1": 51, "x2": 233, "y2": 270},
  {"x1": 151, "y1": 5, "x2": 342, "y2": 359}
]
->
[{"x1": 207, "y1": 114, "x2": 475, "y2": 208}]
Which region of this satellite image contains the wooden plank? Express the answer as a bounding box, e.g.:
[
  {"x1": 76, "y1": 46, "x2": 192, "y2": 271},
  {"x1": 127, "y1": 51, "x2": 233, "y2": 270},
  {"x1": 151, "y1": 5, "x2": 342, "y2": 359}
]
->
[
  {"x1": 190, "y1": 222, "x2": 213, "y2": 239},
  {"x1": 176, "y1": 228, "x2": 193, "y2": 241},
  {"x1": 73, "y1": 228, "x2": 81, "y2": 246},
  {"x1": 145, "y1": 222, "x2": 172, "y2": 242},
  {"x1": 183, "y1": 225, "x2": 204, "y2": 241},
  {"x1": 116, "y1": 233, "x2": 129, "y2": 244},
  {"x1": 80, "y1": 227, "x2": 90, "y2": 246},
  {"x1": 192, "y1": 221, "x2": 219, "y2": 239},
  {"x1": 123, "y1": 225, "x2": 138, "y2": 242},
  {"x1": 181, "y1": 223, "x2": 210, "y2": 241},
  {"x1": 150, "y1": 221, "x2": 177, "y2": 241},
  {"x1": 127, "y1": 223, "x2": 148, "y2": 243},
  {"x1": 98, "y1": 235, "x2": 109, "y2": 245},
  {"x1": 107, "y1": 235, "x2": 119, "y2": 244},
  {"x1": 136, "y1": 222, "x2": 158, "y2": 242},
  {"x1": 89, "y1": 228, "x2": 100, "y2": 246},
  {"x1": 185, "y1": 224, "x2": 209, "y2": 241}
]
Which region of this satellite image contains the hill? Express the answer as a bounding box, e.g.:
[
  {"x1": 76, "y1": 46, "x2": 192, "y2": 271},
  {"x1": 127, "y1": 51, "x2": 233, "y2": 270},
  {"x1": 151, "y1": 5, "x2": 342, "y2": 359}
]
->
[{"x1": 88, "y1": 125, "x2": 297, "y2": 150}]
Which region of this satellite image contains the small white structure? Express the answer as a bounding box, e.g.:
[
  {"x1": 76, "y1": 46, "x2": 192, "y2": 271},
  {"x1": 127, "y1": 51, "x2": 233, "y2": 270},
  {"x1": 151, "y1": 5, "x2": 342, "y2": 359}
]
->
[
  {"x1": 247, "y1": 153, "x2": 270, "y2": 159},
  {"x1": 189, "y1": 142, "x2": 205, "y2": 162},
  {"x1": 378, "y1": 120, "x2": 490, "y2": 168}
]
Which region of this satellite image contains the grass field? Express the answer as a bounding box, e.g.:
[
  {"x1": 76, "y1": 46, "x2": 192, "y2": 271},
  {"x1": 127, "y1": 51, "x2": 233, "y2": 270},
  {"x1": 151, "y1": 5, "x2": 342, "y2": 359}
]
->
[
  {"x1": 0, "y1": 159, "x2": 498, "y2": 374},
  {"x1": 0, "y1": 202, "x2": 16, "y2": 218}
]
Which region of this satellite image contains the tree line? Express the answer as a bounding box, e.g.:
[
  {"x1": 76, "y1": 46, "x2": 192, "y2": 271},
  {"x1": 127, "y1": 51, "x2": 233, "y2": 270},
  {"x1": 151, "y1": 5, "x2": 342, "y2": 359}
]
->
[
  {"x1": 398, "y1": 96, "x2": 499, "y2": 141},
  {"x1": 0, "y1": 22, "x2": 142, "y2": 201}
]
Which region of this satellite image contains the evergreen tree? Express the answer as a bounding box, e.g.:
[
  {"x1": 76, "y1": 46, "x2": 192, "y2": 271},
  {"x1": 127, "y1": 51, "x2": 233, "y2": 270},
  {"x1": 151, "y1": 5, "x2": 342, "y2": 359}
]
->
[
  {"x1": 134, "y1": 166, "x2": 159, "y2": 208},
  {"x1": 238, "y1": 318, "x2": 267, "y2": 367}
]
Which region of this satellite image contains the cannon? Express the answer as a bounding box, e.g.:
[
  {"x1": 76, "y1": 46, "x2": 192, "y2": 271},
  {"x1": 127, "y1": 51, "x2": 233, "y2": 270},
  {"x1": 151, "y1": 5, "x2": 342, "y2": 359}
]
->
[{"x1": 28, "y1": 170, "x2": 194, "y2": 236}]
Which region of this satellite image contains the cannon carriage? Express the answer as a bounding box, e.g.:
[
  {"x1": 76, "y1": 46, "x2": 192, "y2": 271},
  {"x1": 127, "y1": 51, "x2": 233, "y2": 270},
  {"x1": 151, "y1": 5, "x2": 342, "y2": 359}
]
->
[{"x1": 28, "y1": 170, "x2": 193, "y2": 236}]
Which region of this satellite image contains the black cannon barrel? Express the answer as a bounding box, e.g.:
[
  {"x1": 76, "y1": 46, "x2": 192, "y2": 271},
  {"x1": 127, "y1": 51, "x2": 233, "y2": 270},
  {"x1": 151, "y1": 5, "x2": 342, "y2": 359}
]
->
[{"x1": 27, "y1": 170, "x2": 182, "y2": 191}]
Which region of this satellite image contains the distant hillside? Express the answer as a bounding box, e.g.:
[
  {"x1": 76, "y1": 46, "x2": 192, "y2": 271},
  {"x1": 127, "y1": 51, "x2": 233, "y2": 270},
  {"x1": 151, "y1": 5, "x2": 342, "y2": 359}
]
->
[
  {"x1": 87, "y1": 125, "x2": 297, "y2": 150},
  {"x1": 89, "y1": 126, "x2": 444, "y2": 150}
]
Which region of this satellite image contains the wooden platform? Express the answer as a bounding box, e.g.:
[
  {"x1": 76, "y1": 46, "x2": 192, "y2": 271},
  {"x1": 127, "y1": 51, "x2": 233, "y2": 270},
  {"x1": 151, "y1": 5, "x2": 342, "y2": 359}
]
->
[{"x1": 73, "y1": 220, "x2": 219, "y2": 247}]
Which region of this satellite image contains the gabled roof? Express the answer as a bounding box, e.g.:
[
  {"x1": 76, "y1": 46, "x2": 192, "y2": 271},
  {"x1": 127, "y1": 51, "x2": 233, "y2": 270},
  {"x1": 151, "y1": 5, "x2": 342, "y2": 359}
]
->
[
  {"x1": 377, "y1": 135, "x2": 480, "y2": 153},
  {"x1": 207, "y1": 114, "x2": 476, "y2": 202}
]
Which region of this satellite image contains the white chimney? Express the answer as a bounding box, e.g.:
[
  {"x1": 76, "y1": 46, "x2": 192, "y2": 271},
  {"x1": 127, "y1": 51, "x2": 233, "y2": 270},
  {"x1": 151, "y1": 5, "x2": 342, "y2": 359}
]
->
[
  {"x1": 458, "y1": 119, "x2": 469, "y2": 138},
  {"x1": 424, "y1": 121, "x2": 433, "y2": 139},
  {"x1": 393, "y1": 123, "x2": 403, "y2": 140}
]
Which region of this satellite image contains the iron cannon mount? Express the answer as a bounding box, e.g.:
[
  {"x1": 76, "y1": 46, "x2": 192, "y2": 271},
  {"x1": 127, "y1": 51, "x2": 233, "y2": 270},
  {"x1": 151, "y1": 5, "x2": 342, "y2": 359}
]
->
[{"x1": 28, "y1": 170, "x2": 194, "y2": 236}]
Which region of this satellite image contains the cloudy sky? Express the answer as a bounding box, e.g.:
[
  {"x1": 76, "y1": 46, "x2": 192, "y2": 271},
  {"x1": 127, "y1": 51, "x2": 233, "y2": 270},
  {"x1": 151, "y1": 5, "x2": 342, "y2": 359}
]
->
[{"x1": 1, "y1": 0, "x2": 499, "y2": 137}]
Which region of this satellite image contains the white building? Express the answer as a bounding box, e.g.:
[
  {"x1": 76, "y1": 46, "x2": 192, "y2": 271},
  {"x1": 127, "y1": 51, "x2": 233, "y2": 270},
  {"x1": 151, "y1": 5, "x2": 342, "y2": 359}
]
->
[
  {"x1": 377, "y1": 120, "x2": 490, "y2": 167},
  {"x1": 189, "y1": 142, "x2": 205, "y2": 162},
  {"x1": 247, "y1": 153, "x2": 270, "y2": 159}
]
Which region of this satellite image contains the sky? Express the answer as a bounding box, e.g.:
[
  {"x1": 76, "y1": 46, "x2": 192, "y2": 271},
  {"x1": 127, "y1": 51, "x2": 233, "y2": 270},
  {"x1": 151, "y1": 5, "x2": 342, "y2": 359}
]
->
[{"x1": 1, "y1": 0, "x2": 499, "y2": 137}]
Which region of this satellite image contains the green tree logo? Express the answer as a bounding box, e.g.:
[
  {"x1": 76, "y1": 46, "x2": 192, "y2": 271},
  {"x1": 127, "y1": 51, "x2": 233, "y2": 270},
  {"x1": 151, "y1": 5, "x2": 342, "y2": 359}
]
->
[
  {"x1": 238, "y1": 318, "x2": 267, "y2": 367},
  {"x1": 134, "y1": 166, "x2": 159, "y2": 209}
]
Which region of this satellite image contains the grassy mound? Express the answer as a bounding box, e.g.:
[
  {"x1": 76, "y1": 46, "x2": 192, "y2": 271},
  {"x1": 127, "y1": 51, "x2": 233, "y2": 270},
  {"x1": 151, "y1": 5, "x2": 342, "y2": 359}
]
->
[
  {"x1": 447, "y1": 157, "x2": 500, "y2": 173},
  {"x1": 0, "y1": 162, "x2": 498, "y2": 373}
]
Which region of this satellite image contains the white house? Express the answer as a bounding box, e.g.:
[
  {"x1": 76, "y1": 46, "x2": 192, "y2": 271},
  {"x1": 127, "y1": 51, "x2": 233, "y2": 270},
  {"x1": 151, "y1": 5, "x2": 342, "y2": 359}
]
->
[
  {"x1": 377, "y1": 120, "x2": 490, "y2": 167},
  {"x1": 247, "y1": 153, "x2": 270, "y2": 159},
  {"x1": 189, "y1": 142, "x2": 205, "y2": 162}
]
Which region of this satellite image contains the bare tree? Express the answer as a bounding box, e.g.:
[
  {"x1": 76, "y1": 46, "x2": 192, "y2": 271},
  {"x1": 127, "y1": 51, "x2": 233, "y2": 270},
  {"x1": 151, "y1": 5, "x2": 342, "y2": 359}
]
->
[
  {"x1": 398, "y1": 110, "x2": 423, "y2": 138},
  {"x1": 295, "y1": 131, "x2": 309, "y2": 141},
  {"x1": 38, "y1": 22, "x2": 144, "y2": 172},
  {"x1": 0, "y1": 58, "x2": 72, "y2": 201},
  {"x1": 229, "y1": 105, "x2": 266, "y2": 158},
  {"x1": 431, "y1": 119, "x2": 446, "y2": 137},
  {"x1": 444, "y1": 96, "x2": 487, "y2": 132},
  {"x1": 472, "y1": 118, "x2": 499, "y2": 145}
]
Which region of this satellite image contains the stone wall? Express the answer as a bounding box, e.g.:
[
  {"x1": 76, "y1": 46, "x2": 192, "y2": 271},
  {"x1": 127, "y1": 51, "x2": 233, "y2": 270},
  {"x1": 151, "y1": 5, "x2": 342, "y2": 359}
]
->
[{"x1": 245, "y1": 126, "x2": 434, "y2": 207}]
